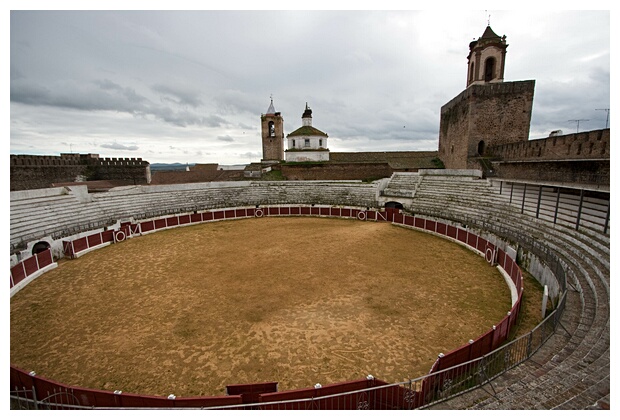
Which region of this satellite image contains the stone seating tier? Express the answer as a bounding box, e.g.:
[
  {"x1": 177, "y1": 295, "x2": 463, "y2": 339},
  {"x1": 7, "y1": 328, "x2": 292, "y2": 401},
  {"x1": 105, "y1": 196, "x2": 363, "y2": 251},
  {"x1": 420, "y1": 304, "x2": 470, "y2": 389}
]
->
[
  {"x1": 404, "y1": 176, "x2": 609, "y2": 408},
  {"x1": 9, "y1": 174, "x2": 610, "y2": 409}
]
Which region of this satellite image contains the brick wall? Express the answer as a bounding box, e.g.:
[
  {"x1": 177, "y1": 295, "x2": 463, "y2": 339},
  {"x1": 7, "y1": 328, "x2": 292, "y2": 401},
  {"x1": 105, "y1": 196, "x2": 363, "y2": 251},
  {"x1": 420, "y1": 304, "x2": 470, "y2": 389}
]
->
[
  {"x1": 281, "y1": 162, "x2": 393, "y2": 181},
  {"x1": 151, "y1": 169, "x2": 244, "y2": 184}
]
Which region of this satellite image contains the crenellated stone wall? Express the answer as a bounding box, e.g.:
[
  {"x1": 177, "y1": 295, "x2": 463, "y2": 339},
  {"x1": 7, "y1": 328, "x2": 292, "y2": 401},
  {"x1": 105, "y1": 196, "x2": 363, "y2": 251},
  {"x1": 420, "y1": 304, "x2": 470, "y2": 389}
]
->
[
  {"x1": 487, "y1": 129, "x2": 609, "y2": 161},
  {"x1": 10, "y1": 153, "x2": 150, "y2": 191},
  {"x1": 487, "y1": 129, "x2": 610, "y2": 186}
]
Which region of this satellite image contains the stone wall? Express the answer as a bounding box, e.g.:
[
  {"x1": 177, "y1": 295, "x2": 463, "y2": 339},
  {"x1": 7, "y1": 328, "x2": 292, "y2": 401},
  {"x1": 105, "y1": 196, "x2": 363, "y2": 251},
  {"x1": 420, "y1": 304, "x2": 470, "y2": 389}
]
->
[
  {"x1": 90, "y1": 157, "x2": 150, "y2": 184},
  {"x1": 492, "y1": 160, "x2": 609, "y2": 186},
  {"x1": 281, "y1": 162, "x2": 393, "y2": 181},
  {"x1": 488, "y1": 129, "x2": 610, "y2": 161},
  {"x1": 10, "y1": 154, "x2": 150, "y2": 191},
  {"x1": 438, "y1": 80, "x2": 535, "y2": 169},
  {"x1": 151, "y1": 168, "x2": 244, "y2": 184}
]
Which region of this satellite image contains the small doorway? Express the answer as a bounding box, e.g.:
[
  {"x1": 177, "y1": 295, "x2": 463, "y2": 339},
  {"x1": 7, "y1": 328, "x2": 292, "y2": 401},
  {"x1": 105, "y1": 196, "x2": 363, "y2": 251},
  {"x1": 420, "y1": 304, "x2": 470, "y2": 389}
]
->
[
  {"x1": 477, "y1": 140, "x2": 486, "y2": 156},
  {"x1": 385, "y1": 201, "x2": 404, "y2": 216},
  {"x1": 32, "y1": 241, "x2": 50, "y2": 255}
]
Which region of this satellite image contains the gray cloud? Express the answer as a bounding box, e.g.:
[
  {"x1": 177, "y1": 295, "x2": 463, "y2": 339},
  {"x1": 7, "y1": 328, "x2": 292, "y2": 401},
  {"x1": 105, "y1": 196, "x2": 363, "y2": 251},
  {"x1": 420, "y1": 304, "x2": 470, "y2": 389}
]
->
[
  {"x1": 238, "y1": 151, "x2": 262, "y2": 159},
  {"x1": 152, "y1": 83, "x2": 204, "y2": 108},
  {"x1": 9, "y1": 10, "x2": 610, "y2": 165},
  {"x1": 101, "y1": 141, "x2": 139, "y2": 151}
]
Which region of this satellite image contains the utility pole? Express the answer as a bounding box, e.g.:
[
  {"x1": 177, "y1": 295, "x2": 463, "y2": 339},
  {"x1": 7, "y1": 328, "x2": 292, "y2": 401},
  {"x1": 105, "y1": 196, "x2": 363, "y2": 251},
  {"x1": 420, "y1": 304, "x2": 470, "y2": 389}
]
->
[
  {"x1": 596, "y1": 108, "x2": 610, "y2": 129},
  {"x1": 568, "y1": 119, "x2": 589, "y2": 133}
]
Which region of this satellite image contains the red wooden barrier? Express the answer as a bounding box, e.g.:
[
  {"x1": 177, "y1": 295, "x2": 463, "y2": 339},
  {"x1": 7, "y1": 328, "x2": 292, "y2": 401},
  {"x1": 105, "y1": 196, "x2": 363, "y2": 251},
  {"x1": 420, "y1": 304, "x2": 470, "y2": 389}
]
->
[
  {"x1": 10, "y1": 263, "x2": 27, "y2": 286},
  {"x1": 11, "y1": 206, "x2": 525, "y2": 408}
]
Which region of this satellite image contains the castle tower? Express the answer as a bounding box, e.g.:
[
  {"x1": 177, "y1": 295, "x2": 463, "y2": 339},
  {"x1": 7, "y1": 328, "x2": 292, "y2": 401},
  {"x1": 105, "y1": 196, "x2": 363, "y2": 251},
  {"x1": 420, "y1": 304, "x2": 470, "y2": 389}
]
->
[
  {"x1": 261, "y1": 98, "x2": 284, "y2": 162},
  {"x1": 466, "y1": 25, "x2": 508, "y2": 87},
  {"x1": 438, "y1": 26, "x2": 535, "y2": 170}
]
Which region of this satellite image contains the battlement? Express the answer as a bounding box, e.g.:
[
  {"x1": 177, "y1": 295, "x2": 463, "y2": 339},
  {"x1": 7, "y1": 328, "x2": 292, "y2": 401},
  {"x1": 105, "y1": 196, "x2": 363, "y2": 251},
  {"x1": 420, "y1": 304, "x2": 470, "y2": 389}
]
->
[
  {"x1": 10, "y1": 153, "x2": 151, "y2": 191},
  {"x1": 98, "y1": 157, "x2": 147, "y2": 166},
  {"x1": 488, "y1": 128, "x2": 610, "y2": 161}
]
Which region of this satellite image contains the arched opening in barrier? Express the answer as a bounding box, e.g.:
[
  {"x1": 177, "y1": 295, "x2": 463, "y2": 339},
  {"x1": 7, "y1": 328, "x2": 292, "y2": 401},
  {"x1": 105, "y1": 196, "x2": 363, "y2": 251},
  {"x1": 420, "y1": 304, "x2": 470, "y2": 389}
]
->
[
  {"x1": 31, "y1": 241, "x2": 50, "y2": 255},
  {"x1": 384, "y1": 201, "x2": 404, "y2": 210},
  {"x1": 384, "y1": 201, "x2": 404, "y2": 217}
]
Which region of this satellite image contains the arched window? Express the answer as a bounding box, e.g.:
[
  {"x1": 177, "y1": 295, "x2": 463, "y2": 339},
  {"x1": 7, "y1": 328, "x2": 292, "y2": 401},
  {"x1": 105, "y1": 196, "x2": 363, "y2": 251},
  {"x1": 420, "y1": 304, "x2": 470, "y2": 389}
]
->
[
  {"x1": 477, "y1": 140, "x2": 485, "y2": 156},
  {"x1": 484, "y1": 57, "x2": 495, "y2": 82},
  {"x1": 268, "y1": 121, "x2": 275, "y2": 137}
]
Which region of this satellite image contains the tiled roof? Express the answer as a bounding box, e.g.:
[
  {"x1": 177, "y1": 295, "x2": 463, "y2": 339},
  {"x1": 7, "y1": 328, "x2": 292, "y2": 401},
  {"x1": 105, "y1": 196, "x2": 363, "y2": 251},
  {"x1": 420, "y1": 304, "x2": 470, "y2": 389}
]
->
[
  {"x1": 480, "y1": 25, "x2": 501, "y2": 40},
  {"x1": 287, "y1": 126, "x2": 328, "y2": 137}
]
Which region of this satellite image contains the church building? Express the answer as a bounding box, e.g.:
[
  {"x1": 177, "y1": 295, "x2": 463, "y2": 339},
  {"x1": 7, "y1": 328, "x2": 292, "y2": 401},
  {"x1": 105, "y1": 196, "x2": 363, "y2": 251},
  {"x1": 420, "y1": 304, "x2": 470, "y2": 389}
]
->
[
  {"x1": 260, "y1": 100, "x2": 329, "y2": 163},
  {"x1": 285, "y1": 103, "x2": 329, "y2": 162}
]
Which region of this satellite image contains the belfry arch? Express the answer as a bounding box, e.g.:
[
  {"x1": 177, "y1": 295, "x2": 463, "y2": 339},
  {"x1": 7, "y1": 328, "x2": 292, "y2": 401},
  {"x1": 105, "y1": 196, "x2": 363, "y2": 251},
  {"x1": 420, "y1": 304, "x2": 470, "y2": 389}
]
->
[{"x1": 484, "y1": 57, "x2": 496, "y2": 82}]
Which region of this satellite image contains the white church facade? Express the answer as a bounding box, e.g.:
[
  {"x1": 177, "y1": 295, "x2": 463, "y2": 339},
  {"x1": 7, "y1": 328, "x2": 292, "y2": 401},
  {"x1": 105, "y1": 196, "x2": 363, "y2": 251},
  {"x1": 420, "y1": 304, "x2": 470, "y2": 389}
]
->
[{"x1": 261, "y1": 100, "x2": 329, "y2": 163}]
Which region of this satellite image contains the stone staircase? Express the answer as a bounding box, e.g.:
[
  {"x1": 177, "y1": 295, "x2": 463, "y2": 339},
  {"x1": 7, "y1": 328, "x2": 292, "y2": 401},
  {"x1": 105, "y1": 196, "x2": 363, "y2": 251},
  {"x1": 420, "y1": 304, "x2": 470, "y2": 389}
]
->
[{"x1": 381, "y1": 173, "x2": 422, "y2": 198}]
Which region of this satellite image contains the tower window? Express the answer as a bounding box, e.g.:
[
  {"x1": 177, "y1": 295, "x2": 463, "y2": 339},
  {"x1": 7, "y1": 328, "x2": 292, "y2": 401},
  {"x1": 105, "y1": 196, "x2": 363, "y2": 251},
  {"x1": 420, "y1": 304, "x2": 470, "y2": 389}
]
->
[
  {"x1": 268, "y1": 121, "x2": 275, "y2": 137},
  {"x1": 469, "y1": 62, "x2": 474, "y2": 83},
  {"x1": 484, "y1": 57, "x2": 496, "y2": 82},
  {"x1": 319, "y1": 139, "x2": 323, "y2": 147},
  {"x1": 292, "y1": 140, "x2": 296, "y2": 148}
]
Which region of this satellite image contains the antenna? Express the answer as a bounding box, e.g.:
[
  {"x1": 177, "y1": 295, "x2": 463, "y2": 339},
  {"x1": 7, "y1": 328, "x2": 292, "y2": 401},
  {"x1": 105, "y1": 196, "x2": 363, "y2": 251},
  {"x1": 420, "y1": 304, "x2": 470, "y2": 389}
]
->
[
  {"x1": 596, "y1": 108, "x2": 610, "y2": 129},
  {"x1": 568, "y1": 119, "x2": 589, "y2": 133}
]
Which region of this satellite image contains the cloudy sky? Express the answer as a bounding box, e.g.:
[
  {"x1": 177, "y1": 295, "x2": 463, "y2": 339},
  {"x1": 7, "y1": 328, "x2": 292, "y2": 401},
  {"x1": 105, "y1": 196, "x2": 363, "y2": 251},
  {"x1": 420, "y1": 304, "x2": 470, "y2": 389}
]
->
[{"x1": 7, "y1": 4, "x2": 612, "y2": 165}]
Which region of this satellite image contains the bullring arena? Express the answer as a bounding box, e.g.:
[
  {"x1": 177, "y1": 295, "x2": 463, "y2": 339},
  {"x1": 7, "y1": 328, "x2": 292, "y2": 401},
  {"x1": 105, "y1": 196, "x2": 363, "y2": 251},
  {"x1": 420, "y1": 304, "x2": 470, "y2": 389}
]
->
[{"x1": 10, "y1": 170, "x2": 610, "y2": 409}]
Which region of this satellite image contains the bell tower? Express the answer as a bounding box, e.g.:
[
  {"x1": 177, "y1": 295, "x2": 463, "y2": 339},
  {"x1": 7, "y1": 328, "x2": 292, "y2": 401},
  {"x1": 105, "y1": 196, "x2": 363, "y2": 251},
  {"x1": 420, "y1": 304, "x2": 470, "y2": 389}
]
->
[
  {"x1": 261, "y1": 97, "x2": 284, "y2": 162},
  {"x1": 466, "y1": 25, "x2": 508, "y2": 87},
  {"x1": 438, "y1": 25, "x2": 535, "y2": 170}
]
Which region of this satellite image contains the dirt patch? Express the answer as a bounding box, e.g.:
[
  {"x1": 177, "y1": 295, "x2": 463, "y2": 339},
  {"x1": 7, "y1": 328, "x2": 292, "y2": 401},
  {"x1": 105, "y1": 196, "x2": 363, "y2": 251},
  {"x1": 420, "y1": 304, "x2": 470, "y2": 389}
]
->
[{"x1": 11, "y1": 217, "x2": 517, "y2": 397}]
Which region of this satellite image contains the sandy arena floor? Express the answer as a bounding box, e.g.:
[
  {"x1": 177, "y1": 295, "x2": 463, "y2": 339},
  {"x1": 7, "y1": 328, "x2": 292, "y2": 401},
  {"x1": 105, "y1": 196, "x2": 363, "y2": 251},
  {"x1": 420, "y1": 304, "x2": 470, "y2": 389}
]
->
[{"x1": 11, "y1": 217, "x2": 515, "y2": 397}]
